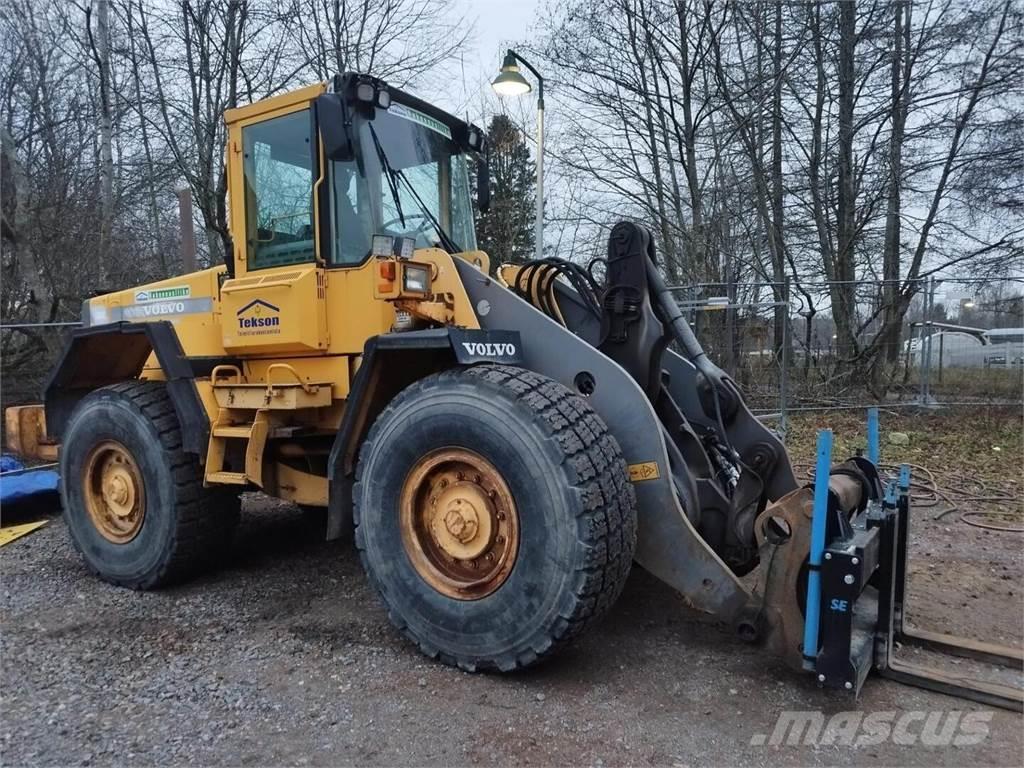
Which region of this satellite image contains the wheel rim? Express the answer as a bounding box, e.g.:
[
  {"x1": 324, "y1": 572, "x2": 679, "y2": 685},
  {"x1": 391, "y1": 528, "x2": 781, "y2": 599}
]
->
[
  {"x1": 83, "y1": 440, "x2": 146, "y2": 544},
  {"x1": 400, "y1": 448, "x2": 519, "y2": 600}
]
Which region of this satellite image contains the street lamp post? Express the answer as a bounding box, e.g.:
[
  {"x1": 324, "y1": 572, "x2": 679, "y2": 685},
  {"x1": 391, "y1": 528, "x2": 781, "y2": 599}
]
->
[{"x1": 492, "y1": 49, "x2": 544, "y2": 261}]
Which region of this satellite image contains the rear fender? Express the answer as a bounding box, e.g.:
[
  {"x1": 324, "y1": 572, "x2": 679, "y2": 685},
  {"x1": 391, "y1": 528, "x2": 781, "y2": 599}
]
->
[
  {"x1": 44, "y1": 321, "x2": 211, "y2": 456},
  {"x1": 454, "y1": 259, "x2": 752, "y2": 621}
]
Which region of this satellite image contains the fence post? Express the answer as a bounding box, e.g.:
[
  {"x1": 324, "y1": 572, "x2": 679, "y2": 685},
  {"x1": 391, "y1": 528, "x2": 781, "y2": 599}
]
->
[
  {"x1": 917, "y1": 278, "x2": 930, "y2": 404},
  {"x1": 867, "y1": 406, "x2": 880, "y2": 465},
  {"x1": 779, "y1": 278, "x2": 790, "y2": 443},
  {"x1": 938, "y1": 331, "x2": 944, "y2": 385},
  {"x1": 921, "y1": 276, "x2": 936, "y2": 404},
  {"x1": 724, "y1": 265, "x2": 736, "y2": 376}
]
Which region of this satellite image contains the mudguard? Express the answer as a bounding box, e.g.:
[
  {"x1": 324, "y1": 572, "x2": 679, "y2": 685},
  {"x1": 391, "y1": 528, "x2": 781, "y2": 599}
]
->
[
  {"x1": 43, "y1": 321, "x2": 211, "y2": 456},
  {"x1": 326, "y1": 327, "x2": 523, "y2": 540}
]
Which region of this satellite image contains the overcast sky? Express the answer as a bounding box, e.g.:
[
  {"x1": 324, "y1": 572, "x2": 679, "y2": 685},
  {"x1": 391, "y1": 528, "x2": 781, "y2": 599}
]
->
[{"x1": 461, "y1": 0, "x2": 541, "y2": 82}]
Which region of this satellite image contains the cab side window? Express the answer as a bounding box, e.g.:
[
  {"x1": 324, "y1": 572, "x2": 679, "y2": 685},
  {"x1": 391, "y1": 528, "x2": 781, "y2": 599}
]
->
[{"x1": 243, "y1": 110, "x2": 315, "y2": 269}]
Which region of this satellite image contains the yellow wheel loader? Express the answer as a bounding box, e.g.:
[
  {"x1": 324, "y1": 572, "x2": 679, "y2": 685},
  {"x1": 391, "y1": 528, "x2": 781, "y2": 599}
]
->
[{"x1": 9, "y1": 73, "x2": 1021, "y2": 707}]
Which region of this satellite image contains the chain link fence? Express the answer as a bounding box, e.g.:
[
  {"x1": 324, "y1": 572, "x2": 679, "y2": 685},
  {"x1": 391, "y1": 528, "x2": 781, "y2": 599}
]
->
[{"x1": 668, "y1": 276, "x2": 1024, "y2": 437}]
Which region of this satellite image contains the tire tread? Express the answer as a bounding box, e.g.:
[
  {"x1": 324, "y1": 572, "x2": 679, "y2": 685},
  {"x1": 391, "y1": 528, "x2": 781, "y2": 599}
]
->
[
  {"x1": 65, "y1": 380, "x2": 238, "y2": 589},
  {"x1": 354, "y1": 364, "x2": 637, "y2": 671}
]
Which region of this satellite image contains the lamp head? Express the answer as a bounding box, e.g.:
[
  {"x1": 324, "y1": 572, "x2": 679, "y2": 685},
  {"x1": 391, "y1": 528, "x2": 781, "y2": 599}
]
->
[{"x1": 491, "y1": 52, "x2": 532, "y2": 97}]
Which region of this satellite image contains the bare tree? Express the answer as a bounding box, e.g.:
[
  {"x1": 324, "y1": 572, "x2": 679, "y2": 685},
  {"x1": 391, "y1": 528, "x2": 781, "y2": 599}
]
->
[
  {"x1": 534, "y1": 0, "x2": 1021, "y2": 388},
  {"x1": 85, "y1": 0, "x2": 114, "y2": 288},
  {"x1": 295, "y1": 0, "x2": 471, "y2": 87}
]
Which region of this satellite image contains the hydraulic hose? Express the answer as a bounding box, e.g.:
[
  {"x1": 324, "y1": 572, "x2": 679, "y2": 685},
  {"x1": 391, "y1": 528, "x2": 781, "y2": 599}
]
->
[{"x1": 644, "y1": 255, "x2": 742, "y2": 445}]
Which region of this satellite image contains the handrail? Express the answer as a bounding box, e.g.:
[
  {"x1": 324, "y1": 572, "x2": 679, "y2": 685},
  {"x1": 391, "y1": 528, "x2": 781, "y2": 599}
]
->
[
  {"x1": 210, "y1": 364, "x2": 243, "y2": 385},
  {"x1": 265, "y1": 363, "x2": 316, "y2": 395}
]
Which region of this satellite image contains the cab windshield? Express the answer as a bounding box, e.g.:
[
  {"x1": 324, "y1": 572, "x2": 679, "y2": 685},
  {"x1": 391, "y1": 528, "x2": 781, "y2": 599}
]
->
[{"x1": 329, "y1": 102, "x2": 477, "y2": 265}]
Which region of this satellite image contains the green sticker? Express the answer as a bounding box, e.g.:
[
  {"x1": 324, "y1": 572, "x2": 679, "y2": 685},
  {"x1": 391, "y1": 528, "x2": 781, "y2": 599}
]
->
[
  {"x1": 135, "y1": 285, "x2": 191, "y2": 303},
  {"x1": 389, "y1": 103, "x2": 452, "y2": 140}
]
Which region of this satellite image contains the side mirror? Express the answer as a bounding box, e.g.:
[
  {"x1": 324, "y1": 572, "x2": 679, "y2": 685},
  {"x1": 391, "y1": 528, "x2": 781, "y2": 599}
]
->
[
  {"x1": 476, "y1": 154, "x2": 490, "y2": 213},
  {"x1": 316, "y1": 93, "x2": 354, "y2": 161}
]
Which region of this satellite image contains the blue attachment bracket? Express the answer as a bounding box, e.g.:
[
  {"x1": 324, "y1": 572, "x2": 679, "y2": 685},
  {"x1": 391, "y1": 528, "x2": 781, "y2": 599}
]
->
[
  {"x1": 802, "y1": 429, "x2": 833, "y2": 671},
  {"x1": 883, "y1": 479, "x2": 899, "y2": 507},
  {"x1": 897, "y1": 463, "x2": 911, "y2": 494},
  {"x1": 867, "y1": 407, "x2": 880, "y2": 466}
]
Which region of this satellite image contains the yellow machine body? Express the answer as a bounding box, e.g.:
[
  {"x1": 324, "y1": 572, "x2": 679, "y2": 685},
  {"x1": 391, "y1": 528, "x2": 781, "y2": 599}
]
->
[{"x1": 21, "y1": 79, "x2": 490, "y2": 509}]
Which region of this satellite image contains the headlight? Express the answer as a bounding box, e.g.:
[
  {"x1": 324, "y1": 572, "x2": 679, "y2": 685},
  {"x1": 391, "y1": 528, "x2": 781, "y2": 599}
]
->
[
  {"x1": 403, "y1": 264, "x2": 430, "y2": 293},
  {"x1": 372, "y1": 233, "x2": 415, "y2": 259},
  {"x1": 356, "y1": 82, "x2": 375, "y2": 102},
  {"x1": 372, "y1": 234, "x2": 395, "y2": 257},
  {"x1": 395, "y1": 236, "x2": 414, "y2": 259}
]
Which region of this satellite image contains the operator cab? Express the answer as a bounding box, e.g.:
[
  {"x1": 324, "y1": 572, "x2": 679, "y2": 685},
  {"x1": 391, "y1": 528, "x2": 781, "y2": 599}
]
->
[{"x1": 229, "y1": 73, "x2": 487, "y2": 276}]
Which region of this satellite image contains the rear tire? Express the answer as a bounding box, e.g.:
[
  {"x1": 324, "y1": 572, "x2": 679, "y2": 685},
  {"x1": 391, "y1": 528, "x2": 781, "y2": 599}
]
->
[
  {"x1": 60, "y1": 380, "x2": 239, "y2": 589},
  {"x1": 354, "y1": 364, "x2": 637, "y2": 671}
]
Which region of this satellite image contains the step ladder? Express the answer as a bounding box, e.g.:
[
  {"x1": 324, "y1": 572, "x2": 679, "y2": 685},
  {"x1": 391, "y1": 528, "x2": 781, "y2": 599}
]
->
[{"x1": 204, "y1": 364, "x2": 332, "y2": 487}]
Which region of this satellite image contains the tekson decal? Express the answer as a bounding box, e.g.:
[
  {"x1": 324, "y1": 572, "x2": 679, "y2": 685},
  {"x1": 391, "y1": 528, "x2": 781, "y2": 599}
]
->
[{"x1": 236, "y1": 299, "x2": 282, "y2": 336}]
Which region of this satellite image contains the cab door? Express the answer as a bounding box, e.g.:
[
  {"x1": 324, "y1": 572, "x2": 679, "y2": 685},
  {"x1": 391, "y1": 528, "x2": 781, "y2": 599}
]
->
[{"x1": 221, "y1": 103, "x2": 328, "y2": 355}]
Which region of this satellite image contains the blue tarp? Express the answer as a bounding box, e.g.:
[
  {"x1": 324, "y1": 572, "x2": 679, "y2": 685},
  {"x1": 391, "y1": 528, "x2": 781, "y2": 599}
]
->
[
  {"x1": 0, "y1": 456, "x2": 23, "y2": 473},
  {"x1": 0, "y1": 456, "x2": 60, "y2": 505}
]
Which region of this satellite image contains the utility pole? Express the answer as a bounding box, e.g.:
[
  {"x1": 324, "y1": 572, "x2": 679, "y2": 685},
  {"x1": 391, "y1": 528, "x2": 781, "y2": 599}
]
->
[
  {"x1": 177, "y1": 188, "x2": 197, "y2": 274},
  {"x1": 90, "y1": 0, "x2": 114, "y2": 289}
]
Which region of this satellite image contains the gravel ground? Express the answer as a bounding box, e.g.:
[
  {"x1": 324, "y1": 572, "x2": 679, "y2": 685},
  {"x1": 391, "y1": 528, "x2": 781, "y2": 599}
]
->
[{"x1": 2, "y1": 494, "x2": 1022, "y2": 767}]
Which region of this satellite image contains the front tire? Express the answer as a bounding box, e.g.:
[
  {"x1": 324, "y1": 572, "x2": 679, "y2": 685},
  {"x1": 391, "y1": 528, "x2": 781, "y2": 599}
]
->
[
  {"x1": 60, "y1": 380, "x2": 239, "y2": 589},
  {"x1": 354, "y1": 364, "x2": 637, "y2": 671}
]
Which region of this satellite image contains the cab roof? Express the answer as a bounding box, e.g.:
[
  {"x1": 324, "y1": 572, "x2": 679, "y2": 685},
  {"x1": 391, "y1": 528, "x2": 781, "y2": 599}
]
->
[{"x1": 223, "y1": 76, "x2": 476, "y2": 142}]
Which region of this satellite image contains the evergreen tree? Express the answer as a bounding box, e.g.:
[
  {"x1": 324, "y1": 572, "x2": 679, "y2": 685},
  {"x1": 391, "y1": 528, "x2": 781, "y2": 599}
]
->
[{"x1": 474, "y1": 114, "x2": 536, "y2": 265}]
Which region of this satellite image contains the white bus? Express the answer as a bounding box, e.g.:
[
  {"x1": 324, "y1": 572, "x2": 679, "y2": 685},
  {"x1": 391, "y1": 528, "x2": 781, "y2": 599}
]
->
[{"x1": 904, "y1": 325, "x2": 1023, "y2": 368}]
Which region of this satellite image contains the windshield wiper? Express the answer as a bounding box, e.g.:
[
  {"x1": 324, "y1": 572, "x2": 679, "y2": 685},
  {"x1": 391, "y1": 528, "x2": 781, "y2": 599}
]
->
[
  {"x1": 369, "y1": 123, "x2": 406, "y2": 230},
  {"x1": 394, "y1": 170, "x2": 461, "y2": 254},
  {"x1": 368, "y1": 123, "x2": 461, "y2": 254}
]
